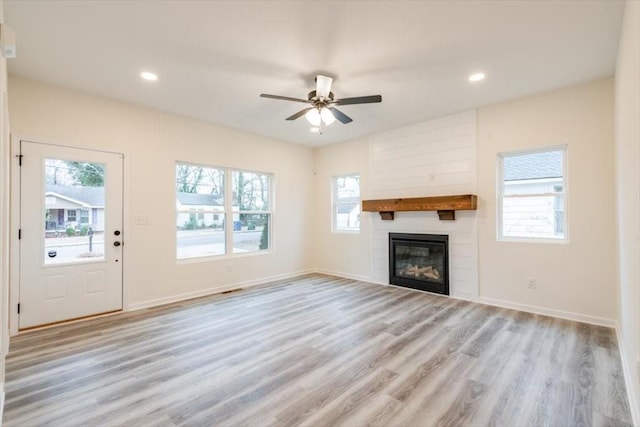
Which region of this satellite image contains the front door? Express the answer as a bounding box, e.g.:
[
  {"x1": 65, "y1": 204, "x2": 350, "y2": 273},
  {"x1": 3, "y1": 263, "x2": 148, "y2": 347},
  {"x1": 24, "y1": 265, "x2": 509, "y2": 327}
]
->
[{"x1": 19, "y1": 141, "x2": 123, "y2": 329}]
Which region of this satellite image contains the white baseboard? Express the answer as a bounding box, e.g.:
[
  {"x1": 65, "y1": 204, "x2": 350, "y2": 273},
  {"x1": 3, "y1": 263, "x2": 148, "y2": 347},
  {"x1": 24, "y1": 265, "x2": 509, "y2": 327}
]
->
[
  {"x1": 0, "y1": 387, "x2": 4, "y2": 425},
  {"x1": 316, "y1": 269, "x2": 475, "y2": 303},
  {"x1": 478, "y1": 296, "x2": 617, "y2": 328},
  {"x1": 314, "y1": 268, "x2": 372, "y2": 283},
  {"x1": 128, "y1": 269, "x2": 315, "y2": 311},
  {"x1": 316, "y1": 270, "x2": 616, "y2": 328},
  {"x1": 615, "y1": 323, "x2": 640, "y2": 427}
]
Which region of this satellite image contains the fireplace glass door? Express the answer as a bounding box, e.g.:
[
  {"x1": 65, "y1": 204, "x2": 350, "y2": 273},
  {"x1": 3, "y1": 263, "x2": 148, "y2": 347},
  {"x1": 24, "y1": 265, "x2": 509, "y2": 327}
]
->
[{"x1": 389, "y1": 233, "x2": 449, "y2": 295}]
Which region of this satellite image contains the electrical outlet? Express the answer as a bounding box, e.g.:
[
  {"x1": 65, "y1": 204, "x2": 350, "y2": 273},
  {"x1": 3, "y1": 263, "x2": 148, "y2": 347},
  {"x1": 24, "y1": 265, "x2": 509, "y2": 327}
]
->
[{"x1": 528, "y1": 278, "x2": 537, "y2": 289}]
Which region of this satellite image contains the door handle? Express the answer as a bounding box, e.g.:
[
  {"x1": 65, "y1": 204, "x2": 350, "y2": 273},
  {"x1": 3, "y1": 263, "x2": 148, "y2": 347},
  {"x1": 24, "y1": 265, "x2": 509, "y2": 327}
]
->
[{"x1": 113, "y1": 241, "x2": 122, "y2": 247}]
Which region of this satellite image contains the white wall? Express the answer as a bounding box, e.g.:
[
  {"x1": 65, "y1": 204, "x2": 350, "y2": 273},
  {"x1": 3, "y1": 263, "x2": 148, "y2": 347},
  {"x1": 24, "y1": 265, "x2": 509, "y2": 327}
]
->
[
  {"x1": 315, "y1": 80, "x2": 617, "y2": 325},
  {"x1": 314, "y1": 137, "x2": 372, "y2": 280},
  {"x1": 0, "y1": 0, "x2": 8, "y2": 415},
  {"x1": 477, "y1": 79, "x2": 616, "y2": 324},
  {"x1": 368, "y1": 111, "x2": 479, "y2": 300},
  {"x1": 315, "y1": 112, "x2": 479, "y2": 300},
  {"x1": 615, "y1": 0, "x2": 640, "y2": 421},
  {"x1": 8, "y1": 75, "x2": 315, "y2": 310}
]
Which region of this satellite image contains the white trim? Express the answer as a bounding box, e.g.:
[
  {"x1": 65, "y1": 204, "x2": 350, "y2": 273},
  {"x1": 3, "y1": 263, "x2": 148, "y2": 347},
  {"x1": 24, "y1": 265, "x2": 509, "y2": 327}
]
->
[
  {"x1": 497, "y1": 144, "x2": 568, "y2": 243},
  {"x1": 316, "y1": 269, "x2": 475, "y2": 303},
  {"x1": 9, "y1": 135, "x2": 20, "y2": 336},
  {"x1": 10, "y1": 136, "x2": 128, "y2": 335},
  {"x1": 128, "y1": 269, "x2": 314, "y2": 311},
  {"x1": 331, "y1": 173, "x2": 361, "y2": 233},
  {"x1": 320, "y1": 269, "x2": 617, "y2": 327},
  {"x1": 45, "y1": 191, "x2": 91, "y2": 208},
  {"x1": 478, "y1": 296, "x2": 616, "y2": 327},
  {"x1": 615, "y1": 322, "x2": 640, "y2": 427},
  {"x1": 450, "y1": 290, "x2": 474, "y2": 301},
  {"x1": 314, "y1": 268, "x2": 371, "y2": 283},
  {"x1": 0, "y1": 387, "x2": 4, "y2": 425}
]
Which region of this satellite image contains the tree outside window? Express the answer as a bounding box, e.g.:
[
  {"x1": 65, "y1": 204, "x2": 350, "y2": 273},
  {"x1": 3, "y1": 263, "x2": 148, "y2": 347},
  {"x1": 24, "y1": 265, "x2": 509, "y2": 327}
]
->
[{"x1": 176, "y1": 163, "x2": 272, "y2": 259}]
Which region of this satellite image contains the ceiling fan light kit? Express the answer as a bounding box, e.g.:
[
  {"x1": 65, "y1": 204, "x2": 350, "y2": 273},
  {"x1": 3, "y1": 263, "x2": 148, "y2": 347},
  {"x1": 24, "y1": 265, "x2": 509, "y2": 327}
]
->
[{"x1": 260, "y1": 74, "x2": 382, "y2": 132}]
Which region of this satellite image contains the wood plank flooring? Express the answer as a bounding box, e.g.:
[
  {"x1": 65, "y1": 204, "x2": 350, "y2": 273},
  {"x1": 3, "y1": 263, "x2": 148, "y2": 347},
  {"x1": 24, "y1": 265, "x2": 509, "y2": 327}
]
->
[{"x1": 2, "y1": 274, "x2": 633, "y2": 426}]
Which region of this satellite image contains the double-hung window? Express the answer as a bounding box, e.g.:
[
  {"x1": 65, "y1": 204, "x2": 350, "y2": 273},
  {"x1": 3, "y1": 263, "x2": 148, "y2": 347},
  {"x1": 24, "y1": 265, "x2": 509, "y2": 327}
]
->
[
  {"x1": 176, "y1": 163, "x2": 226, "y2": 258},
  {"x1": 333, "y1": 174, "x2": 360, "y2": 232},
  {"x1": 176, "y1": 163, "x2": 272, "y2": 260},
  {"x1": 498, "y1": 146, "x2": 567, "y2": 242},
  {"x1": 232, "y1": 170, "x2": 271, "y2": 253}
]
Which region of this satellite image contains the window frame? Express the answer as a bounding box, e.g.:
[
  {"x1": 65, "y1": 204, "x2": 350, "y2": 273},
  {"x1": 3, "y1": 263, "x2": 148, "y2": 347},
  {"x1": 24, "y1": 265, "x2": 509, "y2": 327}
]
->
[
  {"x1": 176, "y1": 161, "x2": 273, "y2": 261},
  {"x1": 332, "y1": 173, "x2": 361, "y2": 234},
  {"x1": 230, "y1": 169, "x2": 273, "y2": 255},
  {"x1": 497, "y1": 145, "x2": 568, "y2": 244},
  {"x1": 79, "y1": 209, "x2": 90, "y2": 224}
]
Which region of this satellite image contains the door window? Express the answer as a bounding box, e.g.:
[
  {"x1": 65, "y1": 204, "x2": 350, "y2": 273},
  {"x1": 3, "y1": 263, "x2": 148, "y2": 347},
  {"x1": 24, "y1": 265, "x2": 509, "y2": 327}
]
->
[{"x1": 44, "y1": 158, "x2": 106, "y2": 265}]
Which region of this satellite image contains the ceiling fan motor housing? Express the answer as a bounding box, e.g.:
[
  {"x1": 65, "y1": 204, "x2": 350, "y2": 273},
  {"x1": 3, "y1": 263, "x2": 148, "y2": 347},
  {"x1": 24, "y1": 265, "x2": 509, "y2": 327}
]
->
[{"x1": 308, "y1": 90, "x2": 334, "y2": 102}]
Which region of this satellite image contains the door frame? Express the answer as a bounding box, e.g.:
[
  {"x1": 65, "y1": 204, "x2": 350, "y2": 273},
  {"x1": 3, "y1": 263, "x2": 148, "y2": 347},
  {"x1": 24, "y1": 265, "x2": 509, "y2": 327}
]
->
[{"x1": 10, "y1": 136, "x2": 130, "y2": 335}]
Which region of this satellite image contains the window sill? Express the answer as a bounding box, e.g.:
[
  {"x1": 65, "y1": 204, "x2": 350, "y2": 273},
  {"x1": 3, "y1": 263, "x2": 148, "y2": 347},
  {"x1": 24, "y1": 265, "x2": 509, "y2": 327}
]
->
[
  {"x1": 332, "y1": 229, "x2": 360, "y2": 235},
  {"x1": 177, "y1": 249, "x2": 271, "y2": 264},
  {"x1": 498, "y1": 236, "x2": 568, "y2": 245}
]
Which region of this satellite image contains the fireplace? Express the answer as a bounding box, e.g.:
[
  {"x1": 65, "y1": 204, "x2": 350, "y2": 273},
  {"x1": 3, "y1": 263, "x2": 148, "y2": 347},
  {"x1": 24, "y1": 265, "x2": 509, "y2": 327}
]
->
[{"x1": 389, "y1": 233, "x2": 449, "y2": 295}]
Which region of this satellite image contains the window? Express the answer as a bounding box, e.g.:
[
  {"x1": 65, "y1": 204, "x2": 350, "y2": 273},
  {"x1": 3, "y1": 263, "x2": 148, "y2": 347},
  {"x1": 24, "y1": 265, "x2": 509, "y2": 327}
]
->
[
  {"x1": 79, "y1": 209, "x2": 90, "y2": 224},
  {"x1": 176, "y1": 163, "x2": 225, "y2": 259},
  {"x1": 498, "y1": 146, "x2": 567, "y2": 241},
  {"x1": 553, "y1": 185, "x2": 564, "y2": 235},
  {"x1": 232, "y1": 170, "x2": 271, "y2": 253},
  {"x1": 176, "y1": 163, "x2": 272, "y2": 260},
  {"x1": 67, "y1": 209, "x2": 76, "y2": 222},
  {"x1": 333, "y1": 174, "x2": 360, "y2": 232}
]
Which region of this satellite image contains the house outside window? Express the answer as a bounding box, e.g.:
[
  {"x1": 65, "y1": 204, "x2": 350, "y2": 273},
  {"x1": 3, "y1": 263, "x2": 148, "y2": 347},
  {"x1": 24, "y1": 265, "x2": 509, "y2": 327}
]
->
[
  {"x1": 498, "y1": 146, "x2": 567, "y2": 242},
  {"x1": 67, "y1": 209, "x2": 77, "y2": 222},
  {"x1": 333, "y1": 174, "x2": 360, "y2": 232},
  {"x1": 176, "y1": 162, "x2": 272, "y2": 260}
]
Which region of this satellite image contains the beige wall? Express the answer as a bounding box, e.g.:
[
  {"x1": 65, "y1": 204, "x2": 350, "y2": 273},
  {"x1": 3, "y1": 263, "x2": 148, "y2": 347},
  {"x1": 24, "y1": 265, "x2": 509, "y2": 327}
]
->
[
  {"x1": 0, "y1": 0, "x2": 8, "y2": 411},
  {"x1": 477, "y1": 79, "x2": 616, "y2": 323},
  {"x1": 313, "y1": 137, "x2": 371, "y2": 279},
  {"x1": 3, "y1": 46, "x2": 634, "y2": 423},
  {"x1": 315, "y1": 79, "x2": 617, "y2": 324},
  {"x1": 8, "y1": 76, "x2": 315, "y2": 309},
  {"x1": 615, "y1": 0, "x2": 640, "y2": 421}
]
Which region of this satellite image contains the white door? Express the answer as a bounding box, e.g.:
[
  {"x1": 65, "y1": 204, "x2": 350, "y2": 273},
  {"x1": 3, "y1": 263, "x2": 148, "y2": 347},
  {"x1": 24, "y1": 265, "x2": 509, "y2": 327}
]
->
[{"x1": 19, "y1": 141, "x2": 123, "y2": 329}]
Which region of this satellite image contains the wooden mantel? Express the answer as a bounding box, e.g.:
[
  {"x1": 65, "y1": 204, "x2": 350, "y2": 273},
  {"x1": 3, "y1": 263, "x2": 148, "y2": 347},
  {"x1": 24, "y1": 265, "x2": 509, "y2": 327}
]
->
[{"x1": 362, "y1": 194, "x2": 477, "y2": 221}]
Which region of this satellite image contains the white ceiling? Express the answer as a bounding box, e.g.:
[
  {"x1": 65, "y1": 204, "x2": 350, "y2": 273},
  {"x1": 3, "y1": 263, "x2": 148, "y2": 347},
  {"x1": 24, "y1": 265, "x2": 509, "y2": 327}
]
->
[{"x1": 5, "y1": 1, "x2": 625, "y2": 146}]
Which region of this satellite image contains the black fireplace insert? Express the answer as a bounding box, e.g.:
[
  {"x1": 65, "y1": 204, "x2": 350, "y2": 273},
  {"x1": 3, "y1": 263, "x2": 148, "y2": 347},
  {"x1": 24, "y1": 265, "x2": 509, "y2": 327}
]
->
[{"x1": 389, "y1": 233, "x2": 449, "y2": 295}]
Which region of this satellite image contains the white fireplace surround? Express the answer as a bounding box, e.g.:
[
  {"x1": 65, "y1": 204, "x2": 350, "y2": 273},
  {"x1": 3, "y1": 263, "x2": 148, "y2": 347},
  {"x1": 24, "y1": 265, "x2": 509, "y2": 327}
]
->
[{"x1": 368, "y1": 111, "x2": 479, "y2": 300}]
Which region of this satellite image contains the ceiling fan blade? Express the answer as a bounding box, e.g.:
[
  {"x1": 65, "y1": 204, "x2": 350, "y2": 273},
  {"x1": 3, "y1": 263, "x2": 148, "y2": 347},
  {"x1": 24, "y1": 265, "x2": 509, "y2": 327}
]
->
[
  {"x1": 286, "y1": 107, "x2": 314, "y2": 121},
  {"x1": 260, "y1": 94, "x2": 311, "y2": 104},
  {"x1": 334, "y1": 95, "x2": 382, "y2": 105},
  {"x1": 329, "y1": 107, "x2": 353, "y2": 124},
  {"x1": 316, "y1": 75, "x2": 333, "y2": 99}
]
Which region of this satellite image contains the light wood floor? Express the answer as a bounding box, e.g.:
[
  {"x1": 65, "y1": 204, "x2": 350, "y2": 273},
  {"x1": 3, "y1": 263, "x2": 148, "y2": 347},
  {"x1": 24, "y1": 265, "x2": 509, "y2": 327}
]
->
[{"x1": 3, "y1": 274, "x2": 633, "y2": 426}]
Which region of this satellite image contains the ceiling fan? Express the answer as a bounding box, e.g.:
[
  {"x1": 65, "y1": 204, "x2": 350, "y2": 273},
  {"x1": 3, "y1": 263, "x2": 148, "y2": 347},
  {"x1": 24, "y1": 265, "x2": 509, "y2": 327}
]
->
[{"x1": 260, "y1": 74, "x2": 382, "y2": 128}]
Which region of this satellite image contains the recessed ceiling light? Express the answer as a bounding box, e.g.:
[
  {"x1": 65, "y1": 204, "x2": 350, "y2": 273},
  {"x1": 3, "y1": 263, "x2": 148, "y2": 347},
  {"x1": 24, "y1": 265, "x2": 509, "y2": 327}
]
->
[
  {"x1": 140, "y1": 71, "x2": 158, "y2": 82},
  {"x1": 468, "y1": 72, "x2": 485, "y2": 82}
]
